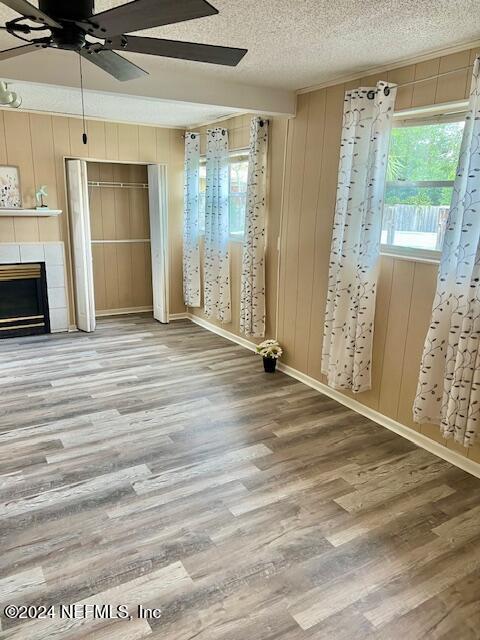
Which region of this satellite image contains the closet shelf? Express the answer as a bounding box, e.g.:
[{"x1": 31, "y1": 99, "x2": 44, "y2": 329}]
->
[
  {"x1": 0, "y1": 209, "x2": 62, "y2": 217},
  {"x1": 88, "y1": 181, "x2": 148, "y2": 189}
]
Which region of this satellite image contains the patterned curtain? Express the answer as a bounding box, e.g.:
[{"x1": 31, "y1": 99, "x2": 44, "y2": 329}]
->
[
  {"x1": 183, "y1": 132, "x2": 201, "y2": 307},
  {"x1": 204, "y1": 127, "x2": 231, "y2": 323},
  {"x1": 240, "y1": 117, "x2": 269, "y2": 337},
  {"x1": 321, "y1": 82, "x2": 397, "y2": 393},
  {"x1": 414, "y1": 57, "x2": 480, "y2": 447}
]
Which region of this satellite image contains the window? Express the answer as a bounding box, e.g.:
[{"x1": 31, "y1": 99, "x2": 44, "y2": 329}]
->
[
  {"x1": 381, "y1": 112, "x2": 465, "y2": 258},
  {"x1": 199, "y1": 159, "x2": 206, "y2": 233},
  {"x1": 198, "y1": 151, "x2": 249, "y2": 238},
  {"x1": 228, "y1": 153, "x2": 249, "y2": 237}
]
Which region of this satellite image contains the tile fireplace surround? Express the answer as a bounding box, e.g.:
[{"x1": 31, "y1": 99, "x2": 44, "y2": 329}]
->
[{"x1": 0, "y1": 243, "x2": 69, "y2": 333}]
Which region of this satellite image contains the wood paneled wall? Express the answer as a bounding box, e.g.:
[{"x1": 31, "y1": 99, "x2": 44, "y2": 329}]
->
[
  {"x1": 188, "y1": 113, "x2": 288, "y2": 340},
  {"x1": 0, "y1": 112, "x2": 185, "y2": 324},
  {"x1": 88, "y1": 162, "x2": 152, "y2": 314},
  {"x1": 277, "y1": 45, "x2": 480, "y2": 464}
]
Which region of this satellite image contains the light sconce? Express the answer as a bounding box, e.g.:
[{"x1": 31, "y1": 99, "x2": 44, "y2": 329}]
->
[{"x1": 0, "y1": 81, "x2": 21, "y2": 109}]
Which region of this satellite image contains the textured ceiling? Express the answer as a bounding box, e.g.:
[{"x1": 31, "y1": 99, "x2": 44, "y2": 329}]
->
[
  {"x1": 0, "y1": 1, "x2": 478, "y2": 93},
  {"x1": 4, "y1": 80, "x2": 243, "y2": 127}
]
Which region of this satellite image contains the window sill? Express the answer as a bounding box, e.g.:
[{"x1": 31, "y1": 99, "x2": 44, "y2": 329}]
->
[{"x1": 380, "y1": 244, "x2": 441, "y2": 264}]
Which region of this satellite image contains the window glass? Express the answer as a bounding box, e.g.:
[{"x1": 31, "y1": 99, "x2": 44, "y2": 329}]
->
[
  {"x1": 382, "y1": 119, "x2": 465, "y2": 252},
  {"x1": 229, "y1": 158, "x2": 249, "y2": 237},
  {"x1": 198, "y1": 160, "x2": 206, "y2": 232},
  {"x1": 197, "y1": 153, "x2": 249, "y2": 238}
]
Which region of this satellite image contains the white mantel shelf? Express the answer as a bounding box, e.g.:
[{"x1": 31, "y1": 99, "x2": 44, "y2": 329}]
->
[{"x1": 0, "y1": 209, "x2": 62, "y2": 217}]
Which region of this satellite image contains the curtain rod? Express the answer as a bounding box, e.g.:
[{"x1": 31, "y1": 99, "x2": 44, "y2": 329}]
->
[{"x1": 182, "y1": 119, "x2": 268, "y2": 139}]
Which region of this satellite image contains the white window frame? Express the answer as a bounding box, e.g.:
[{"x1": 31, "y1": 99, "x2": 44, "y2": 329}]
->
[
  {"x1": 380, "y1": 102, "x2": 468, "y2": 263},
  {"x1": 198, "y1": 148, "x2": 249, "y2": 241}
]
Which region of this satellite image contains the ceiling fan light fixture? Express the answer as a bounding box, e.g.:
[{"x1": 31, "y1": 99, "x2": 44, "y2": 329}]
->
[{"x1": 0, "y1": 0, "x2": 248, "y2": 80}]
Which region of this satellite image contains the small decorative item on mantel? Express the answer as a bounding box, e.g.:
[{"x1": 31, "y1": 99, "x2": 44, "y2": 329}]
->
[
  {"x1": 256, "y1": 339, "x2": 283, "y2": 373},
  {"x1": 35, "y1": 185, "x2": 48, "y2": 209}
]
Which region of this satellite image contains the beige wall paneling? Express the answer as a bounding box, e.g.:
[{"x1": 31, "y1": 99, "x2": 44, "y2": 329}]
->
[
  {"x1": 292, "y1": 90, "x2": 327, "y2": 374},
  {"x1": 91, "y1": 243, "x2": 107, "y2": 311},
  {"x1": 129, "y1": 188, "x2": 150, "y2": 239},
  {"x1": 114, "y1": 187, "x2": 131, "y2": 240},
  {"x1": 103, "y1": 243, "x2": 120, "y2": 311},
  {"x1": 105, "y1": 122, "x2": 119, "y2": 161},
  {"x1": 387, "y1": 65, "x2": 415, "y2": 110},
  {"x1": 118, "y1": 124, "x2": 139, "y2": 161},
  {"x1": 411, "y1": 59, "x2": 440, "y2": 107},
  {"x1": 4, "y1": 112, "x2": 38, "y2": 241},
  {"x1": 87, "y1": 120, "x2": 107, "y2": 160},
  {"x1": 88, "y1": 185, "x2": 103, "y2": 241},
  {"x1": 69, "y1": 117, "x2": 90, "y2": 160},
  {"x1": 0, "y1": 111, "x2": 15, "y2": 243},
  {"x1": 306, "y1": 84, "x2": 345, "y2": 381},
  {"x1": 377, "y1": 259, "x2": 415, "y2": 419},
  {"x1": 30, "y1": 114, "x2": 60, "y2": 242},
  {"x1": 100, "y1": 186, "x2": 116, "y2": 240},
  {"x1": 116, "y1": 242, "x2": 133, "y2": 309},
  {"x1": 87, "y1": 161, "x2": 152, "y2": 314},
  {"x1": 131, "y1": 241, "x2": 153, "y2": 308},
  {"x1": 167, "y1": 129, "x2": 185, "y2": 315},
  {"x1": 138, "y1": 126, "x2": 157, "y2": 162},
  {"x1": 264, "y1": 118, "x2": 287, "y2": 339},
  {"x1": 396, "y1": 262, "x2": 437, "y2": 430},
  {"x1": 275, "y1": 117, "x2": 295, "y2": 349},
  {"x1": 279, "y1": 94, "x2": 310, "y2": 369}
]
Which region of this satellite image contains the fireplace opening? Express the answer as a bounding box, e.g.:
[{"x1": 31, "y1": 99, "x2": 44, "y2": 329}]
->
[{"x1": 0, "y1": 263, "x2": 50, "y2": 338}]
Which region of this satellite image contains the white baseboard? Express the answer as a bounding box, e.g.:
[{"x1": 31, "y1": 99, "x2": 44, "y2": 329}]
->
[
  {"x1": 96, "y1": 306, "x2": 153, "y2": 317},
  {"x1": 184, "y1": 313, "x2": 480, "y2": 480},
  {"x1": 187, "y1": 313, "x2": 257, "y2": 353},
  {"x1": 169, "y1": 313, "x2": 189, "y2": 321},
  {"x1": 277, "y1": 362, "x2": 480, "y2": 480}
]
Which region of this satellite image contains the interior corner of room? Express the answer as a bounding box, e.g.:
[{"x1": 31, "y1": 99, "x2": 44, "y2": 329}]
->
[{"x1": 1, "y1": 2, "x2": 480, "y2": 639}]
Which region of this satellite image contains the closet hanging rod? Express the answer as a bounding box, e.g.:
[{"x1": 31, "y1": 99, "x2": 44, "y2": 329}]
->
[{"x1": 88, "y1": 181, "x2": 148, "y2": 189}]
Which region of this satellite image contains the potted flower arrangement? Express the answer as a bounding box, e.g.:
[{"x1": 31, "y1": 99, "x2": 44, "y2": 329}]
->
[{"x1": 256, "y1": 339, "x2": 283, "y2": 373}]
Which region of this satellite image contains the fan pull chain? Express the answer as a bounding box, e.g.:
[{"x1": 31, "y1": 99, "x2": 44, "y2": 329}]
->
[{"x1": 78, "y1": 53, "x2": 87, "y2": 145}]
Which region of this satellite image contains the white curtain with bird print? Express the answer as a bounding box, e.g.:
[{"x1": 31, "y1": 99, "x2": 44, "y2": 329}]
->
[
  {"x1": 240, "y1": 117, "x2": 269, "y2": 337},
  {"x1": 321, "y1": 82, "x2": 397, "y2": 393},
  {"x1": 183, "y1": 132, "x2": 201, "y2": 307},
  {"x1": 414, "y1": 57, "x2": 480, "y2": 447},
  {"x1": 204, "y1": 127, "x2": 231, "y2": 323}
]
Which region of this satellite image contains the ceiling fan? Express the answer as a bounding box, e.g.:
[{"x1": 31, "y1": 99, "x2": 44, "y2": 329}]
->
[{"x1": 0, "y1": 0, "x2": 248, "y2": 81}]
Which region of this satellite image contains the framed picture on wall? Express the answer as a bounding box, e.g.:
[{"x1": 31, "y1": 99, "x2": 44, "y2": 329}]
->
[{"x1": 0, "y1": 165, "x2": 22, "y2": 209}]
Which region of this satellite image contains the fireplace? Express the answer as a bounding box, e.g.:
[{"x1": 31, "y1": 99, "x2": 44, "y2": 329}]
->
[{"x1": 0, "y1": 263, "x2": 50, "y2": 338}]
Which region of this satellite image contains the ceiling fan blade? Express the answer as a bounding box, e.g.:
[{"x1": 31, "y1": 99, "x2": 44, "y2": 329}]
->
[
  {"x1": 0, "y1": 0, "x2": 61, "y2": 28},
  {"x1": 82, "y1": 0, "x2": 218, "y2": 38},
  {"x1": 0, "y1": 42, "x2": 43, "y2": 60},
  {"x1": 81, "y1": 48, "x2": 148, "y2": 81},
  {"x1": 110, "y1": 35, "x2": 247, "y2": 66}
]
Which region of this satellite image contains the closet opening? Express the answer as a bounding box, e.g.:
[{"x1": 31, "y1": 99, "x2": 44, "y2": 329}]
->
[
  {"x1": 88, "y1": 162, "x2": 153, "y2": 318},
  {"x1": 66, "y1": 158, "x2": 169, "y2": 332}
]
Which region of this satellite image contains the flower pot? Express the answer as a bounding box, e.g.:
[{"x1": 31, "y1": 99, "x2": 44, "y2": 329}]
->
[{"x1": 263, "y1": 356, "x2": 277, "y2": 373}]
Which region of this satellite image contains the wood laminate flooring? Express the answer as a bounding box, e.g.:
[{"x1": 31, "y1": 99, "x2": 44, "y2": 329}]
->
[{"x1": 1, "y1": 315, "x2": 480, "y2": 640}]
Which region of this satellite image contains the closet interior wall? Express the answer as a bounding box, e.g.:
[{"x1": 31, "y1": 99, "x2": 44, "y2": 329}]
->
[{"x1": 87, "y1": 161, "x2": 153, "y2": 315}]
